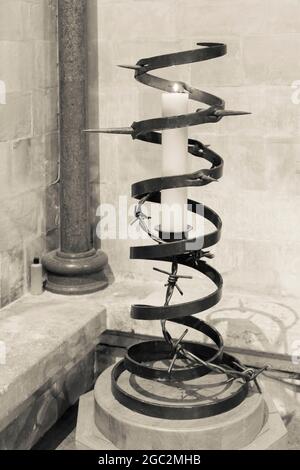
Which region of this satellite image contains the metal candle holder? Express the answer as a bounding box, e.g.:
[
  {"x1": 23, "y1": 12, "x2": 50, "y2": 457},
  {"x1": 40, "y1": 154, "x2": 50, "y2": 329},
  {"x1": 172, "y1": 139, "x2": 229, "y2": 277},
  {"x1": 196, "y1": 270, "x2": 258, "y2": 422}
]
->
[{"x1": 86, "y1": 43, "x2": 267, "y2": 420}]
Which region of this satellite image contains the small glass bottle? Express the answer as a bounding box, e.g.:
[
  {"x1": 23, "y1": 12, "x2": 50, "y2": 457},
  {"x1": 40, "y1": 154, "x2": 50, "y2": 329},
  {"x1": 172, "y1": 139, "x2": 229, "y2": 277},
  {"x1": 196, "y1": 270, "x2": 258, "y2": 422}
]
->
[{"x1": 30, "y1": 257, "x2": 43, "y2": 295}]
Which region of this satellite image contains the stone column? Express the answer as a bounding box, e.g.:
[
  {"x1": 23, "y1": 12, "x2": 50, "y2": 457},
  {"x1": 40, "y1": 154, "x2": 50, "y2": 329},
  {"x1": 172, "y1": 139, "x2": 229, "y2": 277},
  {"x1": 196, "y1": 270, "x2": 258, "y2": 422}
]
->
[{"x1": 42, "y1": 0, "x2": 108, "y2": 295}]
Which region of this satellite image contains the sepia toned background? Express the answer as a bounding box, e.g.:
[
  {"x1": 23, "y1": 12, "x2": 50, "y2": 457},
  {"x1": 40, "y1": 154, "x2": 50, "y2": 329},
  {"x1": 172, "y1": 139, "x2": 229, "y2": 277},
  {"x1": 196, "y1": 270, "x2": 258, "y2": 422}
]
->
[
  {"x1": 0, "y1": 0, "x2": 299, "y2": 354},
  {"x1": 0, "y1": 0, "x2": 300, "y2": 450},
  {"x1": 91, "y1": 0, "x2": 300, "y2": 297},
  {"x1": 89, "y1": 0, "x2": 300, "y2": 355}
]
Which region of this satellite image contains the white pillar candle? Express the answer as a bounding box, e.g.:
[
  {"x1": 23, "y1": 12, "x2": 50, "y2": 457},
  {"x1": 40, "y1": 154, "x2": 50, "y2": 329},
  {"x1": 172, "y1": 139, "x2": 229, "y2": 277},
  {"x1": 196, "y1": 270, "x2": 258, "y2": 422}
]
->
[{"x1": 160, "y1": 89, "x2": 188, "y2": 236}]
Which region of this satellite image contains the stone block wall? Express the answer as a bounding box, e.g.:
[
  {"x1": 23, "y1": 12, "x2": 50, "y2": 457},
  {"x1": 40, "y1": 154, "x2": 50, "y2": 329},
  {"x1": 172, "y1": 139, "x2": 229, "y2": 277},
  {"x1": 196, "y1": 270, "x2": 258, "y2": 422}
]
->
[
  {"x1": 0, "y1": 0, "x2": 59, "y2": 307},
  {"x1": 1, "y1": 0, "x2": 299, "y2": 309},
  {"x1": 91, "y1": 0, "x2": 300, "y2": 301}
]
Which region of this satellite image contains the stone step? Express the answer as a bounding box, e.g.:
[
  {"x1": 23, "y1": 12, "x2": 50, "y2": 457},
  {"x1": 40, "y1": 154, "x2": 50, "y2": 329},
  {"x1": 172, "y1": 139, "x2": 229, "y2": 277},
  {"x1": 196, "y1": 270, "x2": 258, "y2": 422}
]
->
[{"x1": 0, "y1": 291, "x2": 106, "y2": 450}]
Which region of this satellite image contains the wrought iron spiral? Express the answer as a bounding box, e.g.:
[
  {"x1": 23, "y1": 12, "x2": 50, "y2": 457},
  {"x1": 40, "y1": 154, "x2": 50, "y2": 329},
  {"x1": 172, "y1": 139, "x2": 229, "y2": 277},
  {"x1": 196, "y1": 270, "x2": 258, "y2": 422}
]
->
[{"x1": 86, "y1": 43, "x2": 267, "y2": 420}]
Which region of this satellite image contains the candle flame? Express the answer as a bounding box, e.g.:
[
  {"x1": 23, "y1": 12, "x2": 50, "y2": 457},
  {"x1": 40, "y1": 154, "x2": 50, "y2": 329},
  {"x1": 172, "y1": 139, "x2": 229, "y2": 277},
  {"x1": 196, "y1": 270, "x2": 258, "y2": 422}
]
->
[{"x1": 172, "y1": 83, "x2": 181, "y2": 93}]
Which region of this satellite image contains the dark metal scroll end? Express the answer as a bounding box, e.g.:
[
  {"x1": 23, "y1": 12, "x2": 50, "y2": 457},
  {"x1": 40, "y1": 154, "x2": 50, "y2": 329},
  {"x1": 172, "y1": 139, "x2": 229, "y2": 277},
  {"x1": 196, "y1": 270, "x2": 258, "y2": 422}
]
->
[
  {"x1": 214, "y1": 109, "x2": 251, "y2": 117},
  {"x1": 188, "y1": 171, "x2": 218, "y2": 183},
  {"x1": 83, "y1": 127, "x2": 133, "y2": 135},
  {"x1": 118, "y1": 64, "x2": 143, "y2": 71},
  {"x1": 200, "y1": 174, "x2": 218, "y2": 183}
]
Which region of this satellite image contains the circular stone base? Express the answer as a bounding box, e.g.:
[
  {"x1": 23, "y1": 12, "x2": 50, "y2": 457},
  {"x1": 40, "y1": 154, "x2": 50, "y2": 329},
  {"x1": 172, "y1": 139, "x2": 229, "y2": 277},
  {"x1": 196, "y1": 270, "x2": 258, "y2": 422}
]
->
[{"x1": 94, "y1": 365, "x2": 266, "y2": 450}]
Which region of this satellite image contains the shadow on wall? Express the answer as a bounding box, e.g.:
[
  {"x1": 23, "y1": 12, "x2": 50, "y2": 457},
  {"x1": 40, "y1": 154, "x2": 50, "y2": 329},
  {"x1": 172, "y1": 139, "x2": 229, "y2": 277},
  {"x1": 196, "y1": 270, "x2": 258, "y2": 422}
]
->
[{"x1": 206, "y1": 299, "x2": 299, "y2": 355}]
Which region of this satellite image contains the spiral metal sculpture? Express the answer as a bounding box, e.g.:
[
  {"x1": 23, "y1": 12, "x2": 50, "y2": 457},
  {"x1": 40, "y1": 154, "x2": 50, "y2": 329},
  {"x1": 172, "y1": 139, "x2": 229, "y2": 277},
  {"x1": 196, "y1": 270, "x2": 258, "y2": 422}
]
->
[{"x1": 86, "y1": 43, "x2": 267, "y2": 420}]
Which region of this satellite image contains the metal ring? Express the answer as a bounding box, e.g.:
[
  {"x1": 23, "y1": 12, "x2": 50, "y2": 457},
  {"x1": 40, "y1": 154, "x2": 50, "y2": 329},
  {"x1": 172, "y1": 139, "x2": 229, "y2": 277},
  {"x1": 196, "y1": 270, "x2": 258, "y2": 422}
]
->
[
  {"x1": 125, "y1": 316, "x2": 224, "y2": 381},
  {"x1": 111, "y1": 355, "x2": 249, "y2": 420}
]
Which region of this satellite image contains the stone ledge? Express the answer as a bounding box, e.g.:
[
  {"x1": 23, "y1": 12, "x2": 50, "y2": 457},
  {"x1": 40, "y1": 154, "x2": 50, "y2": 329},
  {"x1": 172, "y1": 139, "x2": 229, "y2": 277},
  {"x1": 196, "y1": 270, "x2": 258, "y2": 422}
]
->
[
  {"x1": 0, "y1": 291, "x2": 107, "y2": 447},
  {"x1": 1, "y1": 351, "x2": 94, "y2": 450}
]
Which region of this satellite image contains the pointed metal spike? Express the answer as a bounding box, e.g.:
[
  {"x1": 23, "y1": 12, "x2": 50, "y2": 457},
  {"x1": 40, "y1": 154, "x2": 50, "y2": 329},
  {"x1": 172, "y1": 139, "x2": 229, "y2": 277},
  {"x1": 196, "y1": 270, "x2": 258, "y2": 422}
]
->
[
  {"x1": 118, "y1": 64, "x2": 142, "y2": 71},
  {"x1": 168, "y1": 351, "x2": 179, "y2": 376},
  {"x1": 175, "y1": 329, "x2": 189, "y2": 348},
  {"x1": 201, "y1": 174, "x2": 218, "y2": 183},
  {"x1": 202, "y1": 251, "x2": 215, "y2": 259},
  {"x1": 214, "y1": 109, "x2": 251, "y2": 117},
  {"x1": 153, "y1": 267, "x2": 170, "y2": 276},
  {"x1": 130, "y1": 218, "x2": 139, "y2": 226},
  {"x1": 175, "y1": 284, "x2": 184, "y2": 296},
  {"x1": 254, "y1": 378, "x2": 262, "y2": 394},
  {"x1": 83, "y1": 127, "x2": 133, "y2": 135},
  {"x1": 225, "y1": 377, "x2": 235, "y2": 384}
]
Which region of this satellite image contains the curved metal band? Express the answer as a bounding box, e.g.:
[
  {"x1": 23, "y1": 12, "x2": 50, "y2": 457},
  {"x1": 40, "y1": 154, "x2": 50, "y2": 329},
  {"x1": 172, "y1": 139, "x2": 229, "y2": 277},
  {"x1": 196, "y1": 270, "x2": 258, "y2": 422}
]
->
[
  {"x1": 131, "y1": 137, "x2": 223, "y2": 198},
  {"x1": 130, "y1": 201, "x2": 222, "y2": 260},
  {"x1": 111, "y1": 353, "x2": 249, "y2": 420},
  {"x1": 135, "y1": 42, "x2": 226, "y2": 108},
  {"x1": 125, "y1": 316, "x2": 224, "y2": 381},
  {"x1": 127, "y1": 43, "x2": 234, "y2": 391},
  {"x1": 131, "y1": 260, "x2": 222, "y2": 320},
  {"x1": 104, "y1": 42, "x2": 250, "y2": 419}
]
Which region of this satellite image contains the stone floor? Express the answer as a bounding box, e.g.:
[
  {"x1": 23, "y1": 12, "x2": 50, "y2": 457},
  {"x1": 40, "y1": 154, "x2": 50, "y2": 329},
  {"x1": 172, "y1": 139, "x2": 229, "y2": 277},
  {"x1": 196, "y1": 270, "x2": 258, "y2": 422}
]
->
[{"x1": 2, "y1": 278, "x2": 299, "y2": 450}]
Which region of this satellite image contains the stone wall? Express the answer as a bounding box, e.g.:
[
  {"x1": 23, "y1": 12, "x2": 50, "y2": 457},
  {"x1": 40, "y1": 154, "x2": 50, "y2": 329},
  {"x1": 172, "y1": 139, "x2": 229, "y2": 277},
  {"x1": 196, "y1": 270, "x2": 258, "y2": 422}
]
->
[
  {"x1": 91, "y1": 0, "x2": 300, "y2": 301},
  {"x1": 0, "y1": 0, "x2": 59, "y2": 307},
  {"x1": 1, "y1": 0, "x2": 298, "y2": 322}
]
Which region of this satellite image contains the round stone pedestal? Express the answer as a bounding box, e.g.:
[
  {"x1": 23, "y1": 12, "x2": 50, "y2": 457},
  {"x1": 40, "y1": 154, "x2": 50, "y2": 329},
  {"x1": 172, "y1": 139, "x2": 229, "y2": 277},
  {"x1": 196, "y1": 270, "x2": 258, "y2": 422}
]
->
[{"x1": 94, "y1": 365, "x2": 265, "y2": 450}]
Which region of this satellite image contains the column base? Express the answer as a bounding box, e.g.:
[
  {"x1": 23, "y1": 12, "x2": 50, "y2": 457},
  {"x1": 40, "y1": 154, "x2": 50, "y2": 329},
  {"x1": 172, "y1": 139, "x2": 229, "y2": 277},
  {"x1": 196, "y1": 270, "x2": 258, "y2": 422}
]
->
[{"x1": 42, "y1": 248, "x2": 108, "y2": 295}]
